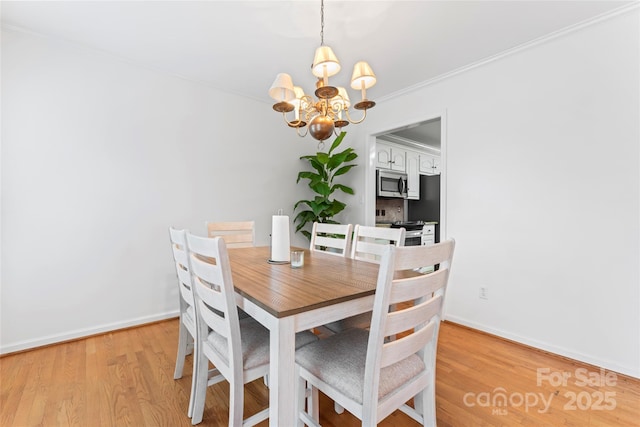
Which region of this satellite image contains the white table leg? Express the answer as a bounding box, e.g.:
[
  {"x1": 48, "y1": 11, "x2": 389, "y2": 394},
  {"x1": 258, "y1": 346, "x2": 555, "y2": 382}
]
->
[{"x1": 269, "y1": 316, "x2": 296, "y2": 427}]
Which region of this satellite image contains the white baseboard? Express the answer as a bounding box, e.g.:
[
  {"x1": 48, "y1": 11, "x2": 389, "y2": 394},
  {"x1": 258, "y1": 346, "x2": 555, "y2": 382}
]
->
[
  {"x1": 444, "y1": 314, "x2": 640, "y2": 379},
  {"x1": 0, "y1": 310, "x2": 180, "y2": 355}
]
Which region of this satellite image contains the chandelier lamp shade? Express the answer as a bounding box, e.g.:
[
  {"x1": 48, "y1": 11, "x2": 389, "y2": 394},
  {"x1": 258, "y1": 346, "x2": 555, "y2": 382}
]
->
[{"x1": 268, "y1": 0, "x2": 377, "y2": 142}]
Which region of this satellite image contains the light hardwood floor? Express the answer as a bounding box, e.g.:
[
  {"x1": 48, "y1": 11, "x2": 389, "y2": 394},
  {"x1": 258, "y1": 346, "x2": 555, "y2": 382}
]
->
[{"x1": 1, "y1": 320, "x2": 638, "y2": 426}]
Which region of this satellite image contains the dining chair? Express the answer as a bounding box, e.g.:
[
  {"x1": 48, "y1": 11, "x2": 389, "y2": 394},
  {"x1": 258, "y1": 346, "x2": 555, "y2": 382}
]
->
[
  {"x1": 186, "y1": 233, "x2": 318, "y2": 426},
  {"x1": 350, "y1": 224, "x2": 406, "y2": 263},
  {"x1": 309, "y1": 222, "x2": 353, "y2": 257},
  {"x1": 295, "y1": 239, "x2": 456, "y2": 427},
  {"x1": 169, "y1": 227, "x2": 199, "y2": 418},
  {"x1": 206, "y1": 220, "x2": 255, "y2": 248},
  {"x1": 323, "y1": 225, "x2": 406, "y2": 335},
  {"x1": 206, "y1": 220, "x2": 256, "y2": 321}
]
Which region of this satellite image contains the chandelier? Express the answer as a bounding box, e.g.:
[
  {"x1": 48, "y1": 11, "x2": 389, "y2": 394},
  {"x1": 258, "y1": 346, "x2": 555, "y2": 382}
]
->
[{"x1": 268, "y1": 0, "x2": 377, "y2": 143}]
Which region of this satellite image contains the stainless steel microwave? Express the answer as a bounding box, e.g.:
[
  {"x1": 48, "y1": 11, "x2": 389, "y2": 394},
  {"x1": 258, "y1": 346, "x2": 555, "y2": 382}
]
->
[{"x1": 377, "y1": 170, "x2": 408, "y2": 198}]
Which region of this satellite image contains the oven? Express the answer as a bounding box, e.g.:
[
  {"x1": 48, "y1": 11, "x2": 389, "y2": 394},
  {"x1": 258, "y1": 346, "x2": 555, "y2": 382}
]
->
[{"x1": 391, "y1": 221, "x2": 425, "y2": 246}]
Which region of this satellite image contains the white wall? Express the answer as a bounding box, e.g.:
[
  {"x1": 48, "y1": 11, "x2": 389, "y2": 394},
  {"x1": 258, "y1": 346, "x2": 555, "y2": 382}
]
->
[
  {"x1": 3, "y1": 8, "x2": 638, "y2": 380},
  {"x1": 345, "y1": 8, "x2": 639, "y2": 377},
  {"x1": 0, "y1": 28, "x2": 314, "y2": 353}
]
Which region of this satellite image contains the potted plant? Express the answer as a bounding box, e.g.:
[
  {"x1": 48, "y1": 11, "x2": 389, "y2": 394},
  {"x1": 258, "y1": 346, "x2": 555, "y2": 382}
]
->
[{"x1": 294, "y1": 132, "x2": 358, "y2": 240}]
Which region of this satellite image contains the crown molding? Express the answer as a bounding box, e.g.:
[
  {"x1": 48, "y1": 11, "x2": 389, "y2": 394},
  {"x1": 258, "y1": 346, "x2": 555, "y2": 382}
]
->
[
  {"x1": 378, "y1": 2, "x2": 640, "y2": 104},
  {"x1": 378, "y1": 134, "x2": 441, "y2": 154}
]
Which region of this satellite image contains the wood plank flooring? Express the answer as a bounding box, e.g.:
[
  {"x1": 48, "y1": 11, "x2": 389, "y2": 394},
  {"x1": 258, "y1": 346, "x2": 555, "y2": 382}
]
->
[{"x1": 1, "y1": 320, "x2": 638, "y2": 426}]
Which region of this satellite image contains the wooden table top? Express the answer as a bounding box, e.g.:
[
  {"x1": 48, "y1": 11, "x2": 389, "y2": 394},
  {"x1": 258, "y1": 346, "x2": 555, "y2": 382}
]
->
[{"x1": 227, "y1": 246, "x2": 381, "y2": 318}]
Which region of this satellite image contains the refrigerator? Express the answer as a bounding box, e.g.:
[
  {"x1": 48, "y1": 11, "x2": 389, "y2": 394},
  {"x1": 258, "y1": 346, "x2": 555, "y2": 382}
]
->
[{"x1": 408, "y1": 174, "x2": 441, "y2": 243}]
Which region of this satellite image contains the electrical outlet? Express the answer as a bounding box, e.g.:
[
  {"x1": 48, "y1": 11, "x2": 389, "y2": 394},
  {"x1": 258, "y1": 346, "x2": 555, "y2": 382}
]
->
[{"x1": 479, "y1": 287, "x2": 489, "y2": 300}]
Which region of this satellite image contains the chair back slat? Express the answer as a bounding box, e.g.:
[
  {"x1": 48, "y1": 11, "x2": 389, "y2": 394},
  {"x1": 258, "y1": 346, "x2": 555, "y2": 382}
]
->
[
  {"x1": 351, "y1": 225, "x2": 405, "y2": 263},
  {"x1": 392, "y1": 241, "x2": 454, "y2": 271},
  {"x1": 384, "y1": 295, "x2": 443, "y2": 338},
  {"x1": 309, "y1": 222, "x2": 353, "y2": 257},
  {"x1": 206, "y1": 221, "x2": 255, "y2": 248},
  {"x1": 177, "y1": 268, "x2": 193, "y2": 303},
  {"x1": 219, "y1": 233, "x2": 254, "y2": 245},
  {"x1": 390, "y1": 269, "x2": 449, "y2": 305},
  {"x1": 172, "y1": 243, "x2": 188, "y2": 267},
  {"x1": 191, "y1": 273, "x2": 228, "y2": 315},
  {"x1": 189, "y1": 252, "x2": 224, "y2": 289},
  {"x1": 314, "y1": 235, "x2": 346, "y2": 250},
  {"x1": 196, "y1": 291, "x2": 231, "y2": 338},
  {"x1": 380, "y1": 319, "x2": 437, "y2": 368}
]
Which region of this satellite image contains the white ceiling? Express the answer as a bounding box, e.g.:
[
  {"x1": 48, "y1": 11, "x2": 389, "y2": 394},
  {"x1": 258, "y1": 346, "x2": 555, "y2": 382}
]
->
[
  {"x1": 2, "y1": 0, "x2": 631, "y2": 106},
  {"x1": 385, "y1": 119, "x2": 442, "y2": 149}
]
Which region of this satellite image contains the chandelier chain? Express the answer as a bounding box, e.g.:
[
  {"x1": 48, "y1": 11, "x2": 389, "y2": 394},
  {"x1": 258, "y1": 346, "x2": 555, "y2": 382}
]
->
[{"x1": 320, "y1": 0, "x2": 324, "y2": 46}]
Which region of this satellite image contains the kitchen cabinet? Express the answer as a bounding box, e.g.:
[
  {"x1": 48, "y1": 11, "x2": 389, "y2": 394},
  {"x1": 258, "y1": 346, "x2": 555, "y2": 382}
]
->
[
  {"x1": 405, "y1": 150, "x2": 420, "y2": 200},
  {"x1": 376, "y1": 142, "x2": 406, "y2": 172},
  {"x1": 419, "y1": 153, "x2": 441, "y2": 175}
]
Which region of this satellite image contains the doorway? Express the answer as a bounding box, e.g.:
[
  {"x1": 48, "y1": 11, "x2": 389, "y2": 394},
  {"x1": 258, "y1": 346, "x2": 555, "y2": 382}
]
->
[{"x1": 365, "y1": 113, "x2": 447, "y2": 241}]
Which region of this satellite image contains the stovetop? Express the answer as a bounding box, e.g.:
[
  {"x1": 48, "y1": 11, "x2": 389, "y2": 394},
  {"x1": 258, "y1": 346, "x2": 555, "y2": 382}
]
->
[{"x1": 390, "y1": 220, "x2": 426, "y2": 230}]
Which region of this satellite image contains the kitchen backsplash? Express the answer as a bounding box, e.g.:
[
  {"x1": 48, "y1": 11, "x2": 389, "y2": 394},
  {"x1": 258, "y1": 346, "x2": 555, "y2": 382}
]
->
[{"x1": 375, "y1": 198, "x2": 404, "y2": 223}]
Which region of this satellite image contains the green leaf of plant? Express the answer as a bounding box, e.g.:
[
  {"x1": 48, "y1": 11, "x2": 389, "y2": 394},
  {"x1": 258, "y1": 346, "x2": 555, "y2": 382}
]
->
[
  {"x1": 345, "y1": 152, "x2": 358, "y2": 162},
  {"x1": 326, "y1": 200, "x2": 346, "y2": 216},
  {"x1": 311, "y1": 202, "x2": 329, "y2": 217},
  {"x1": 310, "y1": 181, "x2": 330, "y2": 197},
  {"x1": 327, "y1": 151, "x2": 351, "y2": 170},
  {"x1": 333, "y1": 164, "x2": 356, "y2": 177},
  {"x1": 332, "y1": 184, "x2": 355, "y2": 195},
  {"x1": 297, "y1": 171, "x2": 321, "y2": 183},
  {"x1": 316, "y1": 152, "x2": 329, "y2": 164},
  {"x1": 307, "y1": 158, "x2": 325, "y2": 176},
  {"x1": 294, "y1": 200, "x2": 312, "y2": 211},
  {"x1": 294, "y1": 210, "x2": 318, "y2": 231},
  {"x1": 328, "y1": 131, "x2": 346, "y2": 154}
]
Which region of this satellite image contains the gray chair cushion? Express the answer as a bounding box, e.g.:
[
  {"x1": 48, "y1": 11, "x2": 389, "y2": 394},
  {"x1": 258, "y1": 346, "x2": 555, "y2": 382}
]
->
[
  {"x1": 295, "y1": 328, "x2": 425, "y2": 404},
  {"x1": 208, "y1": 317, "x2": 317, "y2": 370},
  {"x1": 323, "y1": 311, "x2": 372, "y2": 334}
]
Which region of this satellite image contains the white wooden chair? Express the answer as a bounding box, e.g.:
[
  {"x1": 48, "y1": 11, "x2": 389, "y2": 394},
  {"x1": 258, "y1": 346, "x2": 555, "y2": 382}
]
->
[
  {"x1": 323, "y1": 225, "x2": 406, "y2": 335},
  {"x1": 309, "y1": 222, "x2": 353, "y2": 257},
  {"x1": 206, "y1": 220, "x2": 255, "y2": 248},
  {"x1": 309, "y1": 222, "x2": 353, "y2": 339},
  {"x1": 206, "y1": 220, "x2": 256, "y2": 320},
  {"x1": 169, "y1": 227, "x2": 198, "y2": 418},
  {"x1": 350, "y1": 224, "x2": 406, "y2": 263},
  {"x1": 186, "y1": 233, "x2": 317, "y2": 426},
  {"x1": 295, "y1": 239, "x2": 456, "y2": 427}
]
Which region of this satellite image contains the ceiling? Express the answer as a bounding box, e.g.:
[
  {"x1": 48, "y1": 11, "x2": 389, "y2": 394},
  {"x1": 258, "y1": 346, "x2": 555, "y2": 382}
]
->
[
  {"x1": 384, "y1": 119, "x2": 442, "y2": 149},
  {"x1": 2, "y1": 0, "x2": 631, "y2": 107}
]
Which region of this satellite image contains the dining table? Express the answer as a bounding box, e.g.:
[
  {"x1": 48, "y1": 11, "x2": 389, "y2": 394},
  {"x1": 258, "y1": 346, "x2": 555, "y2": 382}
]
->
[{"x1": 227, "y1": 245, "x2": 381, "y2": 427}]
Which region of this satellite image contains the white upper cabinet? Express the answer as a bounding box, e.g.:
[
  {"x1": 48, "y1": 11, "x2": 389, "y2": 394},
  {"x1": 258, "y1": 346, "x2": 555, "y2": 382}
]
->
[
  {"x1": 376, "y1": 143, "x2": 391, "y2": 169},
  {"x1": 419, "y1": 153, "x2": 441, "y2": 175},
  {"x1": 376, "y1": 142, "x2": 406, "y2": 172},
  {"x1": 405, "y1": 150, "x2": 420, "y2": 200}
]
